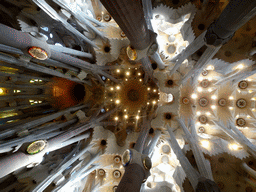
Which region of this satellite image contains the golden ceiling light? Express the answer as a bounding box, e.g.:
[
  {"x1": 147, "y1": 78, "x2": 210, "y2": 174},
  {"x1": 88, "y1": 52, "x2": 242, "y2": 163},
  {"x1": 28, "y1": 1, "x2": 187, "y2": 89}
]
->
[{"x1": 119, "y1": 79, "x2": 147, "y2": 113}]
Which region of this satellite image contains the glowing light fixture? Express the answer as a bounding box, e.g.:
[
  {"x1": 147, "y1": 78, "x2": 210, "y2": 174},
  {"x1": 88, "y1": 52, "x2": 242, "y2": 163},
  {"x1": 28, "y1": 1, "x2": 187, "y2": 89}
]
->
[
  {"x1": 229, "y1": 144, "x2": 241, "y2": 150},
  {"x1": 115, "y1": 100, "x2": 120, "y2": 104},
  {"x1": 197, "y1": 87, "x2": 203, "y2": 92},
  {"x1": 211, "y1": 105, "x2": 216, "y2": 109},
  {"x1": 206, "y1": 65, "x2": 214, "y2": 70},
  {"x1": 236, "y1": 64, "x2": 244, "y2": 69},
  {"x1": 201, "y1": 140, "x2": 210, "y2": 149},
  {"x1": 211, "y1": 95, "x2": 217, "y2": 100},
  {"x1": 229, "y1": 96, "x2": 234, "y2": 100},
  {"x1": 191, "y1": 93, "x2": 197, "y2": 99}
]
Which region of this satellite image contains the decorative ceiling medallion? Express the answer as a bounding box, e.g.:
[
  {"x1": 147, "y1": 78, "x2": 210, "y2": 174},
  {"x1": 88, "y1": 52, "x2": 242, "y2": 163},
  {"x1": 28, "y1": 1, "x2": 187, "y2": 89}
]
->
[
  {"x1": 200, "y1": 79, "x2": 210, "y2": 88},
  {"x1": 103, "y1": 14, "x2": 111, "y2": 22},
  {"x1": 96, "y1": 15, "x2": 102, "y2": 21},
  {"x1": 198, "y1": 115, "x2": 207, "y2": 124},
  {"x1": 114, "y1": 156, "x2": 121, "y2": 164},
  {"x1": 236, "y1": 98, "x2": 247, "y2": 108},
  {"x1": 199, "y1": 97, "x2": 209, "y2": 107},
  {"x1": 26, "y1": 140, "x2": 46, "y2": 155},
  {"x1": 198, "y1": 127, "x2": 205, "y2": 133},
  {"x1": 218, "y1": 98, "x2": 227, "y2": 107},
  {"x1": 162, "y1": 145, "x2": 171, "y2": 154},
  {"x1": 164, "y1": 113, "x2": 172, "y2": 120},
  {"x1": 166, "y1": 79, "x2": 174, "y2": 86},
  {"x1": 202, "y1": 70, "x2": 208, "y2": 76},
  {"x1": 167, "y1": 44, "x2": 176, "y2": 54},
  {"x1": 182, "y1": 97, "x2": 190, "y2": 104},
  {"x1": 113, "y1": 170, "x2": 121, "y2": 178},
  {"x1": 98, "y1": 169, "x2": 105, "y2": 176},
  {"x1": 164, "y1": 78, "x2": 178, "y2": 88},
  {"x1": 119, "y1": 79, "x2": 147, "y2": 112},
  {"x1": 236, "y1": 118, "x2": 246, "y2": 126},
  {"x1": 238, "y1": 80, "x2": 248, "y2": 89},
  {"x1": 28, "y1": 47, "x2": 48, "y2": 60}
]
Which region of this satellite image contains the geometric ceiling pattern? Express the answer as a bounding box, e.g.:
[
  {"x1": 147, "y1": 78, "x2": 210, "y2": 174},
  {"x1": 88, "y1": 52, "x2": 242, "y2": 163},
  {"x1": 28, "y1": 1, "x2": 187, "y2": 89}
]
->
[{"x1": 0, "y1": 0, "x2": 255, "y2": 192}]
